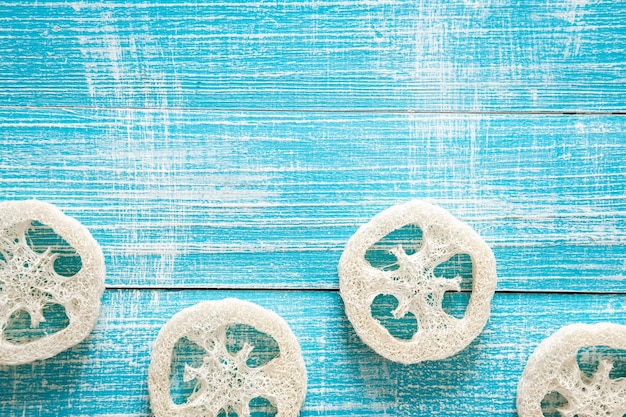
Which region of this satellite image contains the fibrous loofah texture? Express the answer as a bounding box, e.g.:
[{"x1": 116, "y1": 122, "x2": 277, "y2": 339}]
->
[
  {"x1": 517, "y1": 323, "x2": 626, "y2": 417},
  {"x1": 148, "y1": 298, "x2": 307, "y2": 417},
  {"x1": 339, "y1": 200, "x2": 497, "y2": 364},
  {"x1": 0, "y1": 200, "x2": 105, "y2": 365}
]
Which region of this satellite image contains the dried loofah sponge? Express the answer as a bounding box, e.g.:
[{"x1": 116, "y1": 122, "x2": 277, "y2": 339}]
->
[
  {"x1": 0, "y1": 200, "x2": 105, "y2": 365},
  {"x1": 517, "y1": 323, "x2": 626, "y2": 417},
  {"x1": 148, "y1": 298, "x2": 307, "y2": 417},
  {"x1": 339, "y1": 200, "x2": 497, "y2": 364}
]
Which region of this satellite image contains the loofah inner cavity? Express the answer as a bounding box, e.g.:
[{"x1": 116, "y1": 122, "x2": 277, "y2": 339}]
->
[
  {"x1": 365, "y1": 223, "x2": 473, "y2": 339},
  {"x1": 0, "y1": 219, "x2": 82, "y2": 343},
  {"x1": 4, "y1": 303, "x2": 70, "y2": 344},
  {"x1": 540, "y1": 346, "x2": 626, "y2": 417},
  {"x1": 170, "y1": 324, "x2": 281, "y2": 417},
  {"x1": 370, "y1": 294, "x2": 418, "y2": 340},
  {"x1": 365, "y1": 224, "x2": 423, "y2": 271}
]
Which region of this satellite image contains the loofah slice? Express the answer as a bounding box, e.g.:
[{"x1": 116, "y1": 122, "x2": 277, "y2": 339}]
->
[
  {"x1": 0, "y1": 200, "x2": 105, "y2": 365},
  {"x1": 339, "y1": 200, "x2": 496, "y2": 364},
  {"x1": 148, "y1": 298, "x2": 307, "y2": 417},
  {"x1": 517, "y1": 323, "x2": 626, "y2": 417}
]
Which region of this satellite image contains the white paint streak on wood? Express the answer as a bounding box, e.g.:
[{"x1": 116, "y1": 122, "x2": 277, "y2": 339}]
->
[{"x1": 1, "y1": 0, "x2": 624, "y2": 111}]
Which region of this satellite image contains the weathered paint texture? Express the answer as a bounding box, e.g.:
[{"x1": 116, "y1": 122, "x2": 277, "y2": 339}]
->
[{"x1": 0, "y1": 0, "x2": 625, "y2": 415}]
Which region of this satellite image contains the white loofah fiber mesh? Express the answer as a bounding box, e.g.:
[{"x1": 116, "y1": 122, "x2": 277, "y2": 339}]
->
[
  {"x1": 0, "y1": 200, "x2": 105, "y2": 365},
  {"x1": 148, "y1": 298, "x2": 307, "y2": 417},
  {"x1": 517, "y1": 323, "x2": 626, "y2": 417},
  {"x1": 338, "y1": 200, "x2": 497, "y2": 364}
]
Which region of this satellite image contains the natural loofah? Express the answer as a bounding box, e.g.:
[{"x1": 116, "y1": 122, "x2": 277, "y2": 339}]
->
[
  {"x1": 0, "y1": 200, "x2": 105, "y2": 365},
  {"x1": 339, "y1": 200, "x2": 497, "y2": 364},
  {"x1": 148, "y1": 298, "x2": 307, "y2": 417},
  {"x1": 517, "y1": 323, "x2": 626, "y2": 417}
]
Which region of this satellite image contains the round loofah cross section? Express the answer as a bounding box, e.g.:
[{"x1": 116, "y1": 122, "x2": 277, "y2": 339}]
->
[
  {"x1": 517, "y1": 323, "x2": 626, "y2": 417},
  {"x1": 148, "y1": 298, "x2": 307, "y2": 417},
  {"x1": 0, "y1": 200, "x2": 105, "y2": 365},
  {"x1": 339, "y1": 200, "x2": 497, "y2": 364}
]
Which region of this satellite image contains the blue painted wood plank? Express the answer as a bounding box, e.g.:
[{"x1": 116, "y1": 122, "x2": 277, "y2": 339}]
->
[
  {"x1": 0, "y1": 0, "x2": 624, "y2": 111},
  {"x1": 1, "y1": 289, "x2": 626, "y2": 416},
  {"x1": 1, "y1": 108, "x2": 624, "y2": 291}
]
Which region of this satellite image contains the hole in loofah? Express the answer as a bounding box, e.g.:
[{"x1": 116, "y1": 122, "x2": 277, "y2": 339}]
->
[
  {"x1": 440, "y1": 292, "x2": 472, "y2": 321},
  {"x1": 25, "y1": 220, "x2": 82, "y2": 277},
  {"x1": 249, "y1": 396, "x2": 278, "y2": 417},
  {"x1": 365, "y1": 224, "x2": 423, "y2": 271},
  {"x1": 577, "y1": 345, "x2": 626, "y2": 380},
  {"x1": 370, "y1": 294, "x2": 418, "y2": 340},
  {"x1": 225, "y1": 324, "x2": 281, "y2": 368},
  {"x1": 435, "y1": 253, "x2": 473, "y2": 319},
  {"x1": 433, "y1": 253, "x2": 473, "y2": 290},
  {"x1": 170, "y1": 336, "x2": 207, "y2": 405},
  {"x1": 541, "y1": 391, "x2": 569, "y2": 417},
  {"x1": 3, "y1": 303, "x2": 69, "y2": 344}
]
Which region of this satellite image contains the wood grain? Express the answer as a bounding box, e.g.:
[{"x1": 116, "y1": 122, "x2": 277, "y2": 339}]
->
[
  {"x1": 0, "y1": 0, "x2": 625, "y2": 111},
  {"x1": 2, "y1": 108, "x2": 624, "y2": 291},
  {"x1": 1, "y1": 0, "x2": 626, "y2": 415},
  {"x1": 1, "y1": 290, "x2": 626, "y2": 417}
]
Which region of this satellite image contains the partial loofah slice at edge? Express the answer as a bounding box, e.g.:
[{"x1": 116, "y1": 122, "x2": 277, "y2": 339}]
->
[
  {"x1": 339, "y1": 199, "x2": 497, "y2": 364},
  {"x1": 0, "y1": 200, "x2": 105, "y2": 365},
  {"x1": 148, "y1": 298, "x2": 307, "y2": 417},
  {"x1": 517, "y1": 323, "x2": 626, "y2": 417}
]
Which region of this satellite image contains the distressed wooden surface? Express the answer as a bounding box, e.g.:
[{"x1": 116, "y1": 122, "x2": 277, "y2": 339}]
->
[
  {"x1": 1, "y1": 0, "x2": 626, "y2": 416},
  {"x1": 0, "y1": 0, "x2": 625, "y2": 112},
  {"x1": 1, "y1": 109, "x2": 624, "y2": 292}
]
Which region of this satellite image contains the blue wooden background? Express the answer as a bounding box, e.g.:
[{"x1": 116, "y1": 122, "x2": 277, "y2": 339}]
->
[{"x1": 1, "y1": 0, "x2": 625, "y2": 416}]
